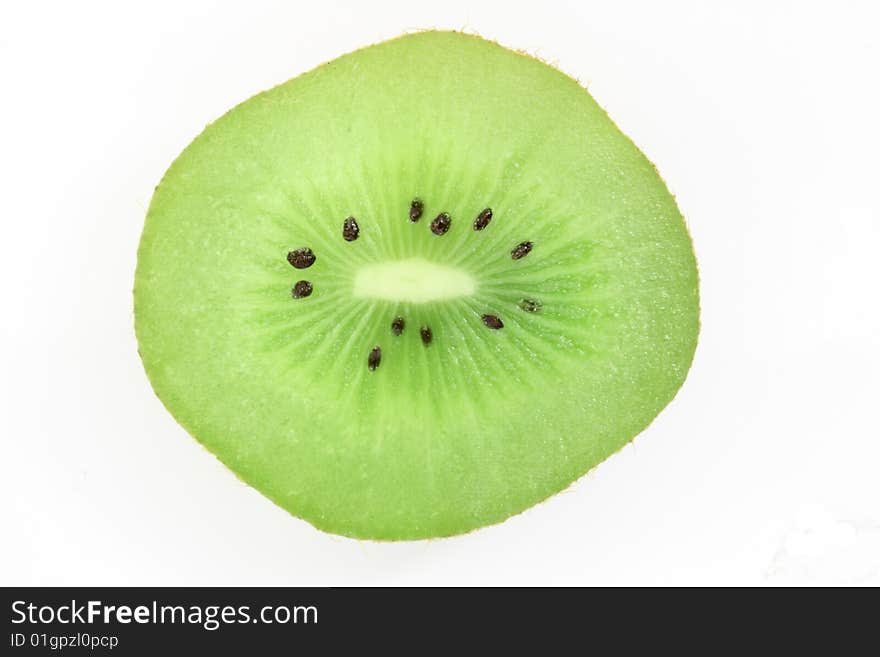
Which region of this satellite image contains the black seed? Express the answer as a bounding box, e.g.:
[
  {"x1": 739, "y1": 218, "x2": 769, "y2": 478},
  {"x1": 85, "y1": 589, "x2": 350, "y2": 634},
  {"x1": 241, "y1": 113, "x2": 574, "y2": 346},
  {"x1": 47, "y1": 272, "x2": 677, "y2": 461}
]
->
[
  {"x1": 291, "y1": 280, "x2": 313, "y2": 298},
  {"x1": 430, "y1": 212, "x2": 451, "y2": 236},
  {"x1": 409, "y1": 199, "x2": 424, "y2": 222},
  {"x1": 368, "y1": 346, "x2": 382, "y2": 371},
  {"x1": 343, "y1": 216, "x2": 359, "y2": 241},
  {"x1": 511, "y1": 241, "x2": 533, "y2": 260},
  {"x1": 519, "y1": 298, "x2": 542, "y2": 313},
  {"x1": 391, "y1": 316, "x2": 405, "y2": 336},
  {"x1": 420, "y1": 326, "x2": 433, "y2": 345},
  {"x1": 287, "y1": 247, "x2": 315, "y2": 269},
  {"x1": 473, "y1": 208, "x2": 493, "y2": 230},
  {"x1": 481, "y1": 314, "x2": 504, "y2": 329}
]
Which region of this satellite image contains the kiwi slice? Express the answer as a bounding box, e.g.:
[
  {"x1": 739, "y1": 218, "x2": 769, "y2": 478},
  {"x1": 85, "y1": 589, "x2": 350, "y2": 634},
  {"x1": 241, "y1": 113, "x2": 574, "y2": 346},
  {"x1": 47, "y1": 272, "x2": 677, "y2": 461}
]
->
[{"x1": 134, "y1": 31, "x2": 699, "y2": 540}]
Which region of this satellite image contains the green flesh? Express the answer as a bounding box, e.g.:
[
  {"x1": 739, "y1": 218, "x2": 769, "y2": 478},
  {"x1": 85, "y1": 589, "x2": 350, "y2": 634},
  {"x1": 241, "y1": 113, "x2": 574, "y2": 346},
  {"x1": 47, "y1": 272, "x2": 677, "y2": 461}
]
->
[{"x1": 134, "y1": 31, "x2": 700, "y2": 540}]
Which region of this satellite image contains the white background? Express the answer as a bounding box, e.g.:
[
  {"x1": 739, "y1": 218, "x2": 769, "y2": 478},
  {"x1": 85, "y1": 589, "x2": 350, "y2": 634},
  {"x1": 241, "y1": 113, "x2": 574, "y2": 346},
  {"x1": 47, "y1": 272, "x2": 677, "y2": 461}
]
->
[{"x1": 2, "y1": 1, "x2": 878, "y2": 586}]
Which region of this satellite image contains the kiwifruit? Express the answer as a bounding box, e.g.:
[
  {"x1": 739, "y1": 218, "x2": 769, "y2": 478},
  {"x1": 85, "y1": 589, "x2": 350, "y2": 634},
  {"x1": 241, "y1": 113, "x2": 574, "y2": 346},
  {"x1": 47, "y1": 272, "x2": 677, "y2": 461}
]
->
[{"x1": 134, "y1": 31, "x2": 699, "y2": 540}]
